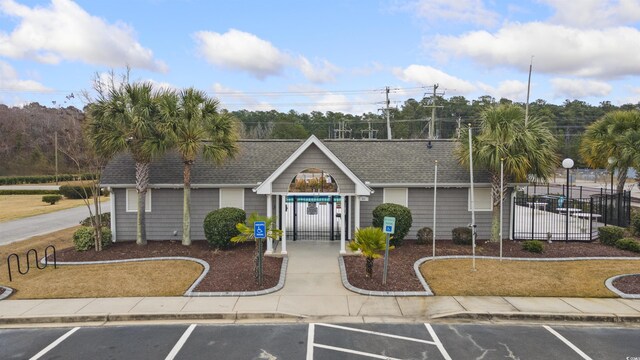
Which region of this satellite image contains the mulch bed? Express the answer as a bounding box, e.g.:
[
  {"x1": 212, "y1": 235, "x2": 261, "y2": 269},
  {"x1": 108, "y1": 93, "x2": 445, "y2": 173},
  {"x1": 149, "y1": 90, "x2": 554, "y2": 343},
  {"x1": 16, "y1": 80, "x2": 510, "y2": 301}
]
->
[
  {"x1": 344, "y1": 240, "x2": 640, "y2": 293},
  {"x1": 0, "y1": 288, "x2": 4, "y2": 296},
  {"x1": 54, "y1": 241, "x2": 282, "y2": 292},
  {"x1": 612, "y1": 275, "x2": 640, "y2": 295}
]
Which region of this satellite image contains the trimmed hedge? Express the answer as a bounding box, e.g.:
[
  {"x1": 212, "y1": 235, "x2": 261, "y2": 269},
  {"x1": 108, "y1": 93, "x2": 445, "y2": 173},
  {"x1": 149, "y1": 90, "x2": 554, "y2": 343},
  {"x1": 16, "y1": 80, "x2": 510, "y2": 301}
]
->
[
  {"x1": 598, "y1": 225, "x2": 625, "y2": 246},
  {"x1": 631, "y1": 210, "x2": 640, "y2": 236},
  {"x1": 203, "y1": 207, "x2": 246, "y2": 249},
  {"x1": 0, "y1": 190, "x2": 59, "y2": 195},
  {"x1": 452, "y1": 227, "x2": 472, "y2": 245},
  {"x1": 80, "y1": 212, "x2": 111, "y2": 228},
  {"x1": 615, "y1": 238, "x2": 640, "y2": 253},
  {"x1": 0, "y1": 173, "x2": 96, "y2": 185},
  {"x1": 42, "y1": 194, "x2": 62, "y2": 205},
  {"x1": 59, "y1": 185, "x2": 108, "y2": 199},
  {"x1": 73, "y1": 226, "x2": 112, "y2": 251},
  {"x1": 416, "y1": 227, "x2": 433, "y2": 245},
  {"x1": 522, "y1": 240, "x2": 544, "y2": 253},
  {"x1": 372, "y1": 203, "x2": 413, "y2": 246}
]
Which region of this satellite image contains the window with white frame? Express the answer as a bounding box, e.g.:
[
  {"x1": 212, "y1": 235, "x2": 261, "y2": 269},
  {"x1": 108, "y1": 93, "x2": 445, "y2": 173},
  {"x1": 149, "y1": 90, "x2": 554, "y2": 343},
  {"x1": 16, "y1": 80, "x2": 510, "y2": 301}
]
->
[
  {"x1": 383, "y1": 188, "x2": 408, "y2": 207},
  {"x1": 126, "y1": 188, "x2": 152, "y2": 212},
  {"x1": 220, "y1": 188, "x2": 244, "y2": 209},
  {"x1": 468, "y1": 188, "x2": 492, "y2": 211}
]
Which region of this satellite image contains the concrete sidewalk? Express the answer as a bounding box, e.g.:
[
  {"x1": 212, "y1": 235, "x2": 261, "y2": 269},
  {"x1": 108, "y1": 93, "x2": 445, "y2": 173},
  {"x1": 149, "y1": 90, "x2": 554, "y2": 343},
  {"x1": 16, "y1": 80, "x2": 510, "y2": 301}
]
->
[{"x1": 1, "y1": 241, "x2": 640, "y2": 325}]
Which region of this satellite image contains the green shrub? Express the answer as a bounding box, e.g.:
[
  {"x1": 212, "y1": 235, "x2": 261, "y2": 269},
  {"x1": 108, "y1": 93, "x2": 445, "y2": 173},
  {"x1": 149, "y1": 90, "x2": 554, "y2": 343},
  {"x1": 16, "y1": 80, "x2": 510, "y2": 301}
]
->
[
  {"x1": 615, "y1": 238, "x2": 640, "y2": 253},
  {"x1": 59, "y1": 185, "x2": 96, "y2": 199},
  {"x1": 598, "y1": 225, "x2": 625, "y2": 246},
  {"x1": 631, "y1": 210, "x2": 640, "y2": 236},
  {"x1": 42, "y1": 194, "x2": 62, "y2": 205},
  {"x1": 0, "y1": 173, "x2": 96, "y2": 185},
  {"x1": 452, "y1": 227, "x2": 472, "y2": 245},
  {"x1": 80, "y1": 212, "x2": 111, "y2": 228},
  {"x1": 416, "y1": 227, "x2": 433, "y2": 245},
  {"x1": 372, "y1": 203, "x2": 413, "y2": 246},
  {"x1": 203, "y1": 207, "x2": 246, "y2": 249},
  {"x1": 0, "y1": 190, "x2": 59, "y2": 195},
  {"x1": 522, "y1": 240, "x2": 544, "y2": 253},
  {"x1": 73, "y1": 226, "x2": 112, "y2": 251}
]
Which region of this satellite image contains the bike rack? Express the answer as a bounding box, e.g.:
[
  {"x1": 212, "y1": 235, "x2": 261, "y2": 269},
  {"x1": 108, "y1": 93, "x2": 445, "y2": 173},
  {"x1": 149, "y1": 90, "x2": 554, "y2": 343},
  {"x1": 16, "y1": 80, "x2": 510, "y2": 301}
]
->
[{"x1": 6, "y1": 245, "x2": 56, "y2": 282}]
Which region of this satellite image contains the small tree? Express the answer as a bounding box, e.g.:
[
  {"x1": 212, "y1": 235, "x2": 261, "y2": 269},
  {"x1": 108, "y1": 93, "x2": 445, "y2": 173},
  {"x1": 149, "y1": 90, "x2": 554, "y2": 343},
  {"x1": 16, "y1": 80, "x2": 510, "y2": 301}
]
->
[
  {"x1": 231, "y1": 212, "x2": 282, "y2": 285},
  {"x1": 348, "y1": 226, "x2": 390, "y2": 278}
]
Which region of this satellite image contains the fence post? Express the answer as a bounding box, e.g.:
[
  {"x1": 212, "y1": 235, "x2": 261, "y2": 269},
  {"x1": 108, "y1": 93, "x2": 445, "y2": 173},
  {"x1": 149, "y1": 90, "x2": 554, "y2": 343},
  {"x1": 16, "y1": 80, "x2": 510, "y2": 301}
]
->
[
  {"x1": 531, "y1": 195, "x2": 535, "y2": 240},
  {"x1": 589, "y1": 197, "x2": 594, "y2": 241}
]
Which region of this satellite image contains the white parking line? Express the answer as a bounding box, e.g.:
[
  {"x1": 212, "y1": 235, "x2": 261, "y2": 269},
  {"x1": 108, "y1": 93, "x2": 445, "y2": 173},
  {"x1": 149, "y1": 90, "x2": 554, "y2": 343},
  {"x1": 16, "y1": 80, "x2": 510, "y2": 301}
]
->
[
  {"x1": 424, "y1": 324, "x2": 452, "y2": 360},
  {"x1": 165, "y1": 324, "x2": 197, "y2": 360},
  {"x1": 316, "y1": 323, "x2": 437, "y2": 345},
  {"x1": 29, "y1": 327, "x2": 80, "y2": 360},
  {"x1": 306, "y1": 323, "x2": 315, "y2": 360},
  {"x1": 543, "y1": 325, "x2": 593, "y2": 360},
  {"x1": 314, "y1": 343, "x2": 404, "y2": 360}
]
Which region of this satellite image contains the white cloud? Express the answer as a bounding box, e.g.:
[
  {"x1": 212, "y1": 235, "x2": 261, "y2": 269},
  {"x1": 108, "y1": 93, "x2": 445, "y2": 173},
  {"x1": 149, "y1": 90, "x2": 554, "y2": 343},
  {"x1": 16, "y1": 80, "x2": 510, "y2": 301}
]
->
[
  {"x1": 477, "y1": 80, "x2": 529, "y2": 102},
  {"x1": 542, "y1": 0, "x2": 640, "y2": 28},
  {"x1": 211, "y1": 83, "x2": 274, "y2": 111},
  {"x1": 0, "y1": 0, "x2": 167, "y2": 72},
  {"x1": 434, "y1": 22, "x2": 640, "y2": 79},
  {"x1": 397, "y1": 0, "x2": 499, "y2": 27},
  {"x1": 0, "y1": 60, "x2": 50, "y2": 92},
  {"x1": 194, "y1": 29, "x2": 339, "y2": 83},
  {"x1": 550, "y1": 78, "x2": 612, "y2": 99},
  {"x1": 393, "y1": 65, "x2": 477, "y2": 93},
  {"x1": 618, "y1": 86, "x2": 640, "y2": 105}
]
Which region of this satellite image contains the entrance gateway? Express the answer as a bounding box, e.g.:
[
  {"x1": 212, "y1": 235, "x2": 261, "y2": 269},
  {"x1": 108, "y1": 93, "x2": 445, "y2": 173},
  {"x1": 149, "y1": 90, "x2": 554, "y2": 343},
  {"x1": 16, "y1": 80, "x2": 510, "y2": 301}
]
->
[{"x1": 283, "y1": 195, "x2": 349, "y2": 241}]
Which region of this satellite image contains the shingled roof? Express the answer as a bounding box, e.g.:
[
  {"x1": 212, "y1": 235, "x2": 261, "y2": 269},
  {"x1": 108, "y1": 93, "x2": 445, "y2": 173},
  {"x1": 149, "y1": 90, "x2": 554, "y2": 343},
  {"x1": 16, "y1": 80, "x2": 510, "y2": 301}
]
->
[{"x1": 101, "y1": 138, "x2": 490, "y2": 187}]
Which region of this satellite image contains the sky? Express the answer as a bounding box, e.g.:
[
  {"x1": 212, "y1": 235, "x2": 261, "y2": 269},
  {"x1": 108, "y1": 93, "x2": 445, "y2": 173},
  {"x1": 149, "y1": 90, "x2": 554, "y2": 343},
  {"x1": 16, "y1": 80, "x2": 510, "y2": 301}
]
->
[{"x1": 1, "y1": 0, "x2": 639, "y2": 114}]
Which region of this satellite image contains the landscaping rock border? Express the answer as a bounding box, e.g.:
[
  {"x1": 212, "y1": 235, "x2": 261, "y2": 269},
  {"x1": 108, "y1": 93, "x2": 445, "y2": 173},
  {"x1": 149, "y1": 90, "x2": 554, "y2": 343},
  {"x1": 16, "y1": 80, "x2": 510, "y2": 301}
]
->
[
  {"x1": 605, "y1": 274, "x2": 640, "y2": 299},
  {"x1": 0, "y1": 286, "x2": 13, "y2": 300}
]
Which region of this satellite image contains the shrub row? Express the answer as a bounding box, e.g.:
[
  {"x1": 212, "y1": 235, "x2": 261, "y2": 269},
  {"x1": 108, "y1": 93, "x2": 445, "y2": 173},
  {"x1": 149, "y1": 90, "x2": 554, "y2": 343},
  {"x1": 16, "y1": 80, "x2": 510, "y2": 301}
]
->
[
  {"x1": 631, "y1": 210, "x2": 640, "y2": 236},
  {"x1": 0, "y1": 173, "x2": 96, "y2": 185},
  {"x1": 59, "y1": 185, "x2": 108, "y2": 199},
  {"x1": 615, "y1": 238, "x2": 640, "y2": 253},
  {"x1": 598, "y1": 225, "x2": 625, "y2": 246},
  {"x1": 0, "y1": 190, "x2": 59, "y2": 195}
]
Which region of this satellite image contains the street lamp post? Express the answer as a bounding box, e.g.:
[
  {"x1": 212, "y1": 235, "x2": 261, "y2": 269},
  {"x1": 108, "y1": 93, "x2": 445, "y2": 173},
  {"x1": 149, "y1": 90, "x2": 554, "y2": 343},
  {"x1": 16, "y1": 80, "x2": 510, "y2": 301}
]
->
[
  {"x1": 562, "y1": 158, "x2": 574, "y2": 242},
  {"x1": 608, "y1": 157, "x2": 616, "y2": 195}
]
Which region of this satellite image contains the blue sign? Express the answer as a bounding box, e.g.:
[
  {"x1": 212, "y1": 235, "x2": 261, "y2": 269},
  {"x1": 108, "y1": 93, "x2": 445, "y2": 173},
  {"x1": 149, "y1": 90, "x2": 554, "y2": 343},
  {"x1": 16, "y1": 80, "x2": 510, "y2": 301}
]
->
[
  {"x1": 254, "y1": 221, "x2": 266, "y2": 238},
  {"x1": 383, "y1": 216, "x2": 396, "y2": 234}
]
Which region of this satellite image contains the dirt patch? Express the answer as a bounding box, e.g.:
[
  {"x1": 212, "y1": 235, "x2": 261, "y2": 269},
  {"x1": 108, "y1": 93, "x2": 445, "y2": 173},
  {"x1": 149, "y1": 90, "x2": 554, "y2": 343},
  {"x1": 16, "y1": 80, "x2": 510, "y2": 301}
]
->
[
  {"x1": 55, "y1": 240, "x2": 283, "y2": 292},
  {"x1": 343, "y1": 240, "x2": 640, "y2": 292},
  {"x1": 612, "y1": 274, "x2": 640, "y2": 295}
]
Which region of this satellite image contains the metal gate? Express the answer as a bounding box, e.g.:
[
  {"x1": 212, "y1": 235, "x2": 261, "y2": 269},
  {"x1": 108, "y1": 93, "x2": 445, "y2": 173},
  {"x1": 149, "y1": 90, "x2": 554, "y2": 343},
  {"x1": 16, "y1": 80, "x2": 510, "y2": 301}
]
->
[
  {"x1": 512, "y1": 191, "x2": 631, "y2": 241},
  {"x1": 282, "y1": 195, "x2": 347, "y2": 240}
]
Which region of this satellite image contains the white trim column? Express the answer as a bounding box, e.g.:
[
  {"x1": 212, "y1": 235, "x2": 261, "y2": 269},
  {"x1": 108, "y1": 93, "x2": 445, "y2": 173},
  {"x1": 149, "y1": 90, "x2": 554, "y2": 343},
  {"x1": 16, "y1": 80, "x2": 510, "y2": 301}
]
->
[
  {"x1": 281, "y1": 194, "x2": 287, "y2": 254},
  {"x1": 110, "y1": 188, "x2": 116, "y2": 242},
  {"x1": 340, "y1": 194, "x2": 346, "y2": 254},
  {"x1": 266, "y1": 194, "x2": 273, "y2": 254},
  {"x1": 354, "y1": 195, "x2": 360, "y2": 233}
]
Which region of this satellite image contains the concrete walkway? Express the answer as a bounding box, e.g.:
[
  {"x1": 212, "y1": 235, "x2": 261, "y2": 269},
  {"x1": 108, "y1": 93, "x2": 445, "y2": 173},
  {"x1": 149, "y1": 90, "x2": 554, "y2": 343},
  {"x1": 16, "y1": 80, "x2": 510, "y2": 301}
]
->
[{"x1": 1, "y1": 240, "x2": 640, "y2": 325}]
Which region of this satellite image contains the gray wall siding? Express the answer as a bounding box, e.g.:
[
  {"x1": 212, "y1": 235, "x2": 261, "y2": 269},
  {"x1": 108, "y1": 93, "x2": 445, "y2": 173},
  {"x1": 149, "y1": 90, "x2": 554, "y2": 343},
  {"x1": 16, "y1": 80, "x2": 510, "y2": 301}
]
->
[
  {"x1": 244, "y1": 189, "x2": 267, "y2": 216},
  {"x1": 272, "y1": 144, "x2": 355, "y2": 193},
  {"x1": 356, "y1": 187, "x2": 510, "y2": 240},
  {"x1": 114, "y1": 188, "x2": 219, "y2": 241}
]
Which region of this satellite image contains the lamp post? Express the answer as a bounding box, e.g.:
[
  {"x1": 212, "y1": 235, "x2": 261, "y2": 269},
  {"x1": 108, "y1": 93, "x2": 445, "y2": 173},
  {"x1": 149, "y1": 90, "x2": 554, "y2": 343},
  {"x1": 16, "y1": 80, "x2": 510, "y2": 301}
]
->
[
  {"x1": 608, "y1": 157, "x2": 616, "y2": 195},
  {"x1": 562, "y1": 158, "x2": 574, "y2": 242}
]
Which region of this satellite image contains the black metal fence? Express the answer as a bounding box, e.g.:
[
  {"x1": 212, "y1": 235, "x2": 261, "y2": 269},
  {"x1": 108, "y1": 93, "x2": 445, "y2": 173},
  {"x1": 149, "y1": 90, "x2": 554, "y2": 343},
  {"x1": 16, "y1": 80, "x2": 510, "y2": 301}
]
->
[
  {"x1": 283, "y1": 195, "x2": 347, "y2": 240},
  {"x1": 512, "y1": 191, "x2": 631, "y2": 241}
]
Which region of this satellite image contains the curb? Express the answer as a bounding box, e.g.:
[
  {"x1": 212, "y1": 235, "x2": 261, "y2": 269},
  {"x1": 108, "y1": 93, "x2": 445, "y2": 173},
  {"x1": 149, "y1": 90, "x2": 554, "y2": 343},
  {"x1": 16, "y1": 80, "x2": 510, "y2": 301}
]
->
[
  {"x1": 432, "y1": 311, "x2": 640, "y2": 323},
  {"x1": 604, "y1": 273, "x2": 640, "y2": 299},
  {"x1": 0, "y1": 312, "x2": 305, "y2": 325}
]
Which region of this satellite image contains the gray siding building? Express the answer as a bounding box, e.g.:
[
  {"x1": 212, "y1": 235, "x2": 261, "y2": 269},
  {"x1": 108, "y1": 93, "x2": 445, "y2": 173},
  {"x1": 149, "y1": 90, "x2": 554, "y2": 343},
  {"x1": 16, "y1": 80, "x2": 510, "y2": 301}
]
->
[{"x1": 102, "y1": 135, "x2": 510, "y2": 254}]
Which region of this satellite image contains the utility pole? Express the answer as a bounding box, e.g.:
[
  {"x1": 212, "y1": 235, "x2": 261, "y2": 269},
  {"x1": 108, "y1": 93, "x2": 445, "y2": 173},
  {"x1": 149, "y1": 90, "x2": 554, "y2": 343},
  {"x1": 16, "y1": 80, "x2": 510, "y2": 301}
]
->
[
  {"x1": 456, "y1": 116, "x2": 462, "y2": 139},
  {"x1": 333, "y1": 121, "x2": 351, "y2": 139},
  {"x1": 421, "y1": 84, "x2": 444, "y2": 139},
  {"x1": 361, "y1": 118, "x2": 378, "y2": 139},
  {"x1": 385, "y1": 86, "x2": 391, "y2": 139}
]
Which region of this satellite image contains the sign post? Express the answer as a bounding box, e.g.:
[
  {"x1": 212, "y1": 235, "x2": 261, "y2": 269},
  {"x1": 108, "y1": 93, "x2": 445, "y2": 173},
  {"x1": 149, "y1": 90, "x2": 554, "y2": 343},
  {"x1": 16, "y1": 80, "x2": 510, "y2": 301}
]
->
[
  {"x1": 254, "y1": 221, "x2": 267, "y2": 284},
  {"x1": 382, "y1": 216, "x2": 395, "y2": 285}
]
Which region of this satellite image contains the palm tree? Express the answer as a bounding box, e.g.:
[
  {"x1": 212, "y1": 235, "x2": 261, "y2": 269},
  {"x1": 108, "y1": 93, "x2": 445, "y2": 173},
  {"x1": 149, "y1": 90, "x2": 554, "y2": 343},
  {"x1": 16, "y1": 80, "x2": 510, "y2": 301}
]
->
[
  {"x1": 160, "y1": 88, "x2": 239, "y2": 246},
  {"x1": 87, "y1": 82, "x2": 170, "y2": 245},
  {"x1": 457, "y1": 104, "x2": 558, "y2": 241},
  {"x1": 579, "y1": 110, "x2": 640, "y2": 193},
  {"x1": 231, "y1": 212, "x2": 282, "y2": 285},
  {"x1": 348, "y1": 226, "x2": 389, "y2": 278}
]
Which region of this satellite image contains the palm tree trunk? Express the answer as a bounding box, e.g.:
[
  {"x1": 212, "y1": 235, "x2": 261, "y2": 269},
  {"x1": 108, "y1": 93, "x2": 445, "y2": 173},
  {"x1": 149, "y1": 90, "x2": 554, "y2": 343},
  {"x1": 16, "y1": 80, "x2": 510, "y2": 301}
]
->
[
  {"x1": 135, "y1": 162, "x2": 149, "y2": 245},
  {"x1": 489, "y1": 172, "x2": 503, "y2": 242},
  {"x1": 616, "y1": 166, "x2": 628, "y2": 194},
  {"x1": 365, "y1": 257, "x2": 374, "y2": 278},
  {"x1": 182, "y1": 161, "x2": 192, "y2": 246}
]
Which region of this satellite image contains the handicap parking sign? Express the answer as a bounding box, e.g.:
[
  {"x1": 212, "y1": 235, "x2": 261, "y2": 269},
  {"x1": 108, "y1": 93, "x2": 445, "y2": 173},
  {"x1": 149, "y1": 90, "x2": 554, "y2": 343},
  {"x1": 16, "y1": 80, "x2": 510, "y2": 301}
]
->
[
  {"x1": 254, "y1": 221, "x2": 266, "y2": 238},
  {"x1": 383, "y1": 216, "x2": 395, "y2": 234}
]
